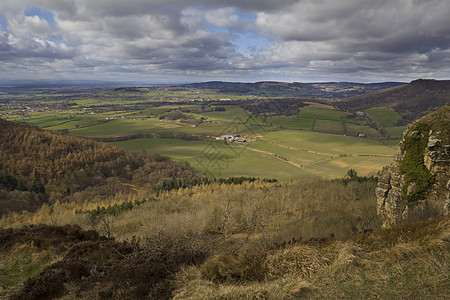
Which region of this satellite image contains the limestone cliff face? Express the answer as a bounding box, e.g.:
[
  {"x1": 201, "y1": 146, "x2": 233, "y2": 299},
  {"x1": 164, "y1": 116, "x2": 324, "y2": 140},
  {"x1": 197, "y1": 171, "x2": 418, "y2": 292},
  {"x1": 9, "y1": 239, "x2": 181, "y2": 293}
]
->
[{"x1": 376, "y1": 105, "x2": 450, "y2": 228}]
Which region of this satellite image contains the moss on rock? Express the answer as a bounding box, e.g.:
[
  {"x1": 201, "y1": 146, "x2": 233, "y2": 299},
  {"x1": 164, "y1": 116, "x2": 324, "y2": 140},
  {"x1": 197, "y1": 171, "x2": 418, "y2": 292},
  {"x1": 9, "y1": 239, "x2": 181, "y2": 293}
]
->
[{"x1": 400, "y1": 122, "x2": 435, "y2": 204}]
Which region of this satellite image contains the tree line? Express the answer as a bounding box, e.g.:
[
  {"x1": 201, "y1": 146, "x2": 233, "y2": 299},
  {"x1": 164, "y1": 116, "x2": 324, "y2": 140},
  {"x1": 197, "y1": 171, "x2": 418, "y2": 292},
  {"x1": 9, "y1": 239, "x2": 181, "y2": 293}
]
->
[{"x1": 0, "y1": 119, "x2": 199, "y2": 216}]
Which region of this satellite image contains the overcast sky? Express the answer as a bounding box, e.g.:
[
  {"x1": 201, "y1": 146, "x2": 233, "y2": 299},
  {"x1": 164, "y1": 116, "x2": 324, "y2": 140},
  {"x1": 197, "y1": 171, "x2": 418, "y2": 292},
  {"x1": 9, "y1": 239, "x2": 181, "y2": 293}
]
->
[{"x1": 0, "y1": 0, "x2": 449, "y2": 83}]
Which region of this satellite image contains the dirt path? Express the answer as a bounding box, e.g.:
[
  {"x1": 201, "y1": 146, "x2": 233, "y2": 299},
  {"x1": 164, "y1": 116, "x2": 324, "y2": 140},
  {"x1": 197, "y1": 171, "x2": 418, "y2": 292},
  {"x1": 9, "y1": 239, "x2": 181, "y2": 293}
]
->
[
  {"x1": 267, "y1": 141, "x2": 393, "y2": 158},
  {"x1": 240, "y1": 145, "x2": 306, "y2": 170},
  {"x1": 267, "y1": 141, "x2": 335, "y2": 157}
]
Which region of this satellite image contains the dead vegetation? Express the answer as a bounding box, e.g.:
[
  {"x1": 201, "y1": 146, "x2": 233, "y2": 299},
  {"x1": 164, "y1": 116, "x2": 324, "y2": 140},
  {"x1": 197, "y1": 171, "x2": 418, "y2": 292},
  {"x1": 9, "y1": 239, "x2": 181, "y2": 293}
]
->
[
  {"x1": 2, "y1": 226, "x2": 209, "y2": 300},
  {"x1": 174, "y1": 217, "x2": 449, "y2": 299},
  {"x1": 1, "y1": 178, "x2": 448, "y2": 299}
]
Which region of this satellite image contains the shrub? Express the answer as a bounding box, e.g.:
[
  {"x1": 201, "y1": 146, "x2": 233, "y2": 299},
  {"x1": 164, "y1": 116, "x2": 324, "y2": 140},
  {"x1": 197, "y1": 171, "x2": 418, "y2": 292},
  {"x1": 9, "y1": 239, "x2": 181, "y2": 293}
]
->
[{"x1": 400, "y1": 122, "x2": 435, "y2": 204}]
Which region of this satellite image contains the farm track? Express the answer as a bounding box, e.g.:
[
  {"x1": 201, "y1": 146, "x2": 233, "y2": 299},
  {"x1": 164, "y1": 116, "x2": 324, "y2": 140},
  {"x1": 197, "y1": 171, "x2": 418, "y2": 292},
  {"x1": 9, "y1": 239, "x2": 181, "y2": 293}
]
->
[
  {"x1": 241, "y1": 145, "x2": 316, "y2": 175},
  {"x1": 267, "y1": 141, "x2": 335, "y2": 157},
  {"x1": 265, "y1": 140, "x2": 393, "y2": 159}
]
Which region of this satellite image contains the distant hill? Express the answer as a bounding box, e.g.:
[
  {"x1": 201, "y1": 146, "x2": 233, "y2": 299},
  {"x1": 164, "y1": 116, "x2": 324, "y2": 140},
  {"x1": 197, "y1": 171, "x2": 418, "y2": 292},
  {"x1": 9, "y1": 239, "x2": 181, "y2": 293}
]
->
[
  {"x1": 183, "y1": 81, "x2": 405, "y2": 99},
  {"x1": 338, "y1": 79, "x2": 450, "y2": 125},
  {"x1": 0, "y1": 119, "x2": 198, "y2": 216}
]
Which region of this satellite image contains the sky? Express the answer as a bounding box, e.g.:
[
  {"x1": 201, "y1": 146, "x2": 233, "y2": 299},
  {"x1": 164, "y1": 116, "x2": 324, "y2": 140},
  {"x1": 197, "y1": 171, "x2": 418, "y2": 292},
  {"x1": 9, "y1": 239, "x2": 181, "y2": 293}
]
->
[{"x1": 0, "y1": 0, "x2": 449, "y2": 83}]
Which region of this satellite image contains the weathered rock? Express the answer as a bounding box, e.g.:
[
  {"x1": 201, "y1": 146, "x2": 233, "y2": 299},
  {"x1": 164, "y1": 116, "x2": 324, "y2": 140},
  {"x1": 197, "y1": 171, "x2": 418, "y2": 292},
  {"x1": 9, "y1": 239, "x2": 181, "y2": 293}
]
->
[{"x1": 376, "y1": 105, "x2": 450, "y2": 227}]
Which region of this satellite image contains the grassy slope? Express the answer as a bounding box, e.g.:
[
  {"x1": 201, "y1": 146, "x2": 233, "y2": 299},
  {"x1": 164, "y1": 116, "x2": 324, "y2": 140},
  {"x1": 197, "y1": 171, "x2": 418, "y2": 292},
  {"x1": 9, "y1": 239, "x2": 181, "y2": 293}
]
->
[
  {"x1": 364, "y1": 107, "x2": 401, "y2": 127},
  {"x1": 346, "y1": 123, "x2": 383, "y2": 138},
  {"x1": 313, "y1": 119, "x2": 344, "y2": 134},
  {"x1": 384, "y1": 126, "x2": 408, "y2": 139},
  {"x1": 268, "y1": 115, "x2": 314, "y2": 130},
  {"x1": 263, "y1": 130, "x2": 394, "y2": 156},
  {"x1": 2, "y1": 96, "x2": 400, "y2": 181},
  {"x1": 300, "y1": 106, "x2": 350, "y2": 121},
  {"x1": 109, "y1": 138, "x2": 312, "y2": 180},
  {"x1": 0, "y1": 244, "x2": 50, "y2": 298},
  {"x1": 1, "y1": 159, "x2": 447, "y2": 299},
  {"x1": 109, "y1": 130, "x2": 396, "y2": 180},
  {"x1": 2, "y1": 196, "x2": 447, "y2": 299},
  {"x1": 66, "y1": 103, "x2": 395, "y2": 181},
  {"x1": 201, "y1": 106, "x2": 250, "y2": 122},
  {"x1": 174, "y1": 217, "x2": 449, "y2": 299},
  {"x1": 340, "y1": 79, "x2": 450, "y2": 125},
  {"x1": 364, "y1": 106, "x2": 406, "y2": 138},
  {"x1": 262, "y1": 130, "x2": 395, "y2": 177},
  {"x1": 70, "y1": 118, "x2": 190, "y2": 137}
]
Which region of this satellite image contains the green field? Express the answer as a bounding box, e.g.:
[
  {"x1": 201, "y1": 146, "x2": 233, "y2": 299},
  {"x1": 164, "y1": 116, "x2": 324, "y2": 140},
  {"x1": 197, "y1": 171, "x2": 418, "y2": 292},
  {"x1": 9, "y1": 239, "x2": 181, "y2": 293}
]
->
[
  {"x1": 245, "y1": 114, "x2": 265, "y2": 125},
  {"x1": 24, "y1": 115, "x2": 72, "y2": 128},
  {"x1": 263, "y1": 130, "x2": 395, "y2": 156},
  {"x1": 70, "y1": 119, "x2": 191, "y2": 137},
  {"x1": 108, "y1": 128, "x2": 396, "y2": 180},
  {"x1": 177, "y1": 122, "x2": 273, "y2": 137},
  {"x1": 109, "y1": 137, "x2": 312, "y2": 180},
  {"x1": 1, "y1": 89, "x2": 403, "y2": 181},
  {"x1": 69, "y1": 117, "x2": 272, "y2": 138},
  {"x1": 303, "y1": 155, "x2": 394, "y2": 178},
  {"x1": 382, "y1": 139, "x2": 401, "y2": 148},
  {"x1": 201, "y1": 105, "x2": 250, "y2": 122},
  {"x1": 268, "y1": 115, "x2": 313, "y2": 130},
  {"x1": 300, "y1": 106, "x2": 349, "y2": 121},
  {"x1": 365, "y1": 107, "x2": 401, "y2": 127},
  {"x1": 384, "y1": 126, "x2": 407, "y2": 138},
  {"x1": 346, "y1": 123, "x2": 383, "y2": 138},
  {"x1": 313, "y1": 119, "x2": 345, "y2": 134},
  {"x1": 247, "y1": 140, "x2": 329, "y2": 166}
]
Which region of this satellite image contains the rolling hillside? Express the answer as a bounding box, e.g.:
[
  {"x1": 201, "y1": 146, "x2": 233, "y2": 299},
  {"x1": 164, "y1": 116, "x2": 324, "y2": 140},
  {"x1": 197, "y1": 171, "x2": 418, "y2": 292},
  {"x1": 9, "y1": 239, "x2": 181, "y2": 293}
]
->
[
  {"x1": 338, "y1": 79, "x2": 450, "y2": 125},
  {"x1": 183, "y1": 81, "x2": 405, "y2": 99},
  {"x1": 0, "y1": 119, "x2": 199, "y2": 216},
  {"x1": 1, "y1": 108, "x2": 448, "y2": 299}
]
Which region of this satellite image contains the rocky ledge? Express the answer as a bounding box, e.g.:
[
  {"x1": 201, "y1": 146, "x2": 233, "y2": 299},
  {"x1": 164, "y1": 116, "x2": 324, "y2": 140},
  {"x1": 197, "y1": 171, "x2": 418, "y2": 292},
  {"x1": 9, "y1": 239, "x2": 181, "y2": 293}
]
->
[{"x1": 376, "y1": 105, "x2": 449, "y2": 227}]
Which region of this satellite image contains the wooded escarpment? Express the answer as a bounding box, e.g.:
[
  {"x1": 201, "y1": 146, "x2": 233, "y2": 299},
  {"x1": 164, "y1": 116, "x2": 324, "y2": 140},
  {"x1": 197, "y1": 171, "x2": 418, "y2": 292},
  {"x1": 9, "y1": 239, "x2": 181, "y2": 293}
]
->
[
  {"x1": 339, "y1": 79, "x2": 450, "y2": 125},
  {"x1": 0, "y1": 119, "x2": 198, "y2": 216},
  {"x1": 376, "y1": 105, "x2": 450, "y2": 227}
]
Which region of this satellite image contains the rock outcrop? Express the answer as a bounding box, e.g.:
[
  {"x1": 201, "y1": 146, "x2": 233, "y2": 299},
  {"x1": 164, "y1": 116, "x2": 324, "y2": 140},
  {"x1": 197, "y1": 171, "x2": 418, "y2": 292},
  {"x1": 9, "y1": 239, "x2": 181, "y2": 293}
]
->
[{"x1": 376, "y1": 105, "x2": 450, "y2": 227}]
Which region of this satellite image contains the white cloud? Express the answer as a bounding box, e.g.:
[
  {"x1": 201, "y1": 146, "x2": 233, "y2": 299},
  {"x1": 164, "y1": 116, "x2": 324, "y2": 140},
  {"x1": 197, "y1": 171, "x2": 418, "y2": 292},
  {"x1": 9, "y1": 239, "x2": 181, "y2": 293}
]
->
[
  {"x1": 8, "y1": 14, "x2": 50, "y2": 38},
  {"x1": 204, "y1": 7, "x2": 241, "y2": 29},
  {"x1": 0, "y1": 0, "x2": 449, "y2": 82}
]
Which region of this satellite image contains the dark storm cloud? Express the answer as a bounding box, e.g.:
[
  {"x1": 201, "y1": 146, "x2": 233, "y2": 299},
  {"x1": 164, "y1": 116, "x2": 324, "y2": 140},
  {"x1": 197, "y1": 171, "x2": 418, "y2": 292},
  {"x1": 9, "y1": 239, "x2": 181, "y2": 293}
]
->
[
  {"x1": 257, "y1": 0, "x2": 450, "y2": 48},
  {"x1": 0, "y1": 0, "x2": 449, "y2": 81},
  {"x1": 252, "y1": 0, "x2": 450, "y2": 80}
]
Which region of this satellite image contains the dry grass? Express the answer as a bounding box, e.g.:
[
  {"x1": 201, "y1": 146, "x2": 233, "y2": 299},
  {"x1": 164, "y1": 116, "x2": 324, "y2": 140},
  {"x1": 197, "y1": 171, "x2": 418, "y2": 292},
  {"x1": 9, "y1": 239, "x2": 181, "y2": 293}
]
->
[
  {"x1": 2, "y1": 178, "x2": 448, "y2": 299},
  {"x1": 263, "y1": 244, "x2": 331, "y2": 280},
  {"x1": 0, "y1": 179, "x2": 379, "y2": 250},
  {"x1": 172, "y1": 217, "x2": 449, "y2": 299},
  {"x1": 0, "y1": 244, "x2": 56, "y2": 298}
]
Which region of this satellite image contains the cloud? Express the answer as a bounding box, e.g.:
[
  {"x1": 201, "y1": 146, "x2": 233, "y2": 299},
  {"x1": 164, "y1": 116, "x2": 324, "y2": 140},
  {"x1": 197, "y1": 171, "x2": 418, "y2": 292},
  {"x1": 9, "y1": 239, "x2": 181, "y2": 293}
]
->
[
  {"x1": 204, "y1": 7, "x2": 242, "y2": 29},
  {"x1": 256, "y1": 0, "x2": 450, "y2": 53},
  {"x1": 8, "y1": 14, "x2": 48, "y2": 38},
  {"x1": 249, "y1": 0, "x2": 450, "y2": 80},
  {"x1": 0, "y1": 0, "x2": 449, "y2": 82},
  {"x1": 0, "y1": 30, "x2": 73, "y2": 62}
]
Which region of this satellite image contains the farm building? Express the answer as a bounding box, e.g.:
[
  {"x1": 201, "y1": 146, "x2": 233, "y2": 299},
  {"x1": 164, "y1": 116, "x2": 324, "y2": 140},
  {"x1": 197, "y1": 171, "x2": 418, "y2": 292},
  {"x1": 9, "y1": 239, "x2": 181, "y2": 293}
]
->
[{"x1": 218, "y1": 133, "x2": 247, "y2": 143}]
